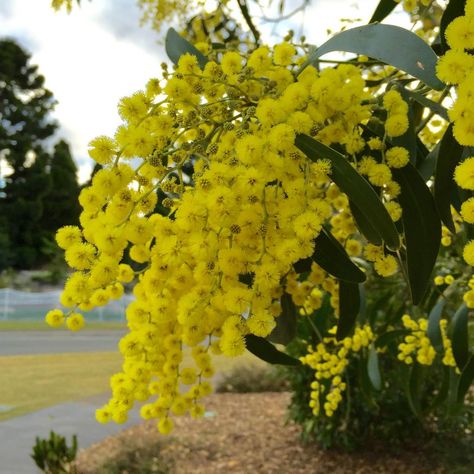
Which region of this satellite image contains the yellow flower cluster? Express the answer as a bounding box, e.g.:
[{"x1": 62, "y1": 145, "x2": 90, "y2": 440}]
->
[
  {"x1": 437, "y1": 0, "x2": 474, "y2": 308},
  {"x1": 137, "y1": 0, "x2": 207, "y2": 33},
  {"x1": 301, "y1": 325, "x2": 374, "y2": 417},
  {"x1": 437, "y1": 0, "x2": 474, "y2": 146},
  {"x1": 398, "y1": 314, "x2": 456, "y2": 367},
  {"x1": 398, "y1": 315, "x2": 436, "y2": 365},
  {"x1": 46, "y1": 37, "x2": 412, "y2": 433},
  {"x1": 398, "y1": 0, "x2": 432, "y2": 14},
  {"x1": 51, "y1": 0, "x2": 74, "y2": 13}
]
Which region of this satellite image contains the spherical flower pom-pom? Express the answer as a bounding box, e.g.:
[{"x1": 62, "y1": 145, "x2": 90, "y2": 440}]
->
[
  {"x1": 66, "y1": 312, "x2": 85, "y2": 331},
  {"x1": 461, "y1": 198, "x2": 474, "y2": 223},
  {"x1": 88, "y1": 135, "x2": 117, "y2": 165},
  {"x1": 95, "y1": 406, "x2": 112, "y2": 424},
  {"x1": 445, "y1": 16, "x2": 474, "y2": 51},
  {"x1": 55, "y1": 225, "x2": 82, "y2": 250},
  {"x1": 385, "y1": 146, "x2": 409, "y2": 168},
  {"x1": 374, "y1": 255, "x2": 398, "y2": 277},
  {"x1": 157, "y1": 417, "x2": 174, "y2": 435},
  {"x1": 273, "y1": 42, "x2": 296, "y2": 66},
  {"x1": 454, "y1": 157, "x2": 474, "y2": 190},
  {"x1": 463, "y1": 241, "x2": 474, "y2": 266},
  {"x1": 45, "y1": 309, "x2": 65, "y2": 328},
  {"x1": 385, "y1": 114, "x2": 409, "y2": 137},
  {"x1": 436, "y1": 49, "x2": 474, "y2": 85},
  {"x1": 221, "y1": 51, "x2": 242, "y2": 75}
]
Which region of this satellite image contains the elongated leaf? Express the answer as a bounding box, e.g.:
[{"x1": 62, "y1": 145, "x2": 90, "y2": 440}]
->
[
  {"x1": 440, "y1": 0, "x2": 467, "y2": 54},
  {"x1": 165, "y1": 28, "x2": 209, "y2": 69},
  {"x1": 375, "y1": 329, "x2": 409, "y2": 348},
  {"x1": 245, "y1": 334, "x2": 301, "y2": 365},
  {"x1": 313, "y1": 229, "x2": 366, "y2": 283},
  {"x1": 457, "y1": 355, "x2": 474, "y2": 403},
  {"x1": 393, "y1": 164, "x2": 441, "y2": 304},
  {"x1": 369, "y1": 0, "x2": 399, "y2": 23},
  {"x1": 418, "y1": 141, "x2": 439, "y2": 182},
  {"x1": 337, "y1": 280, "x2": 360, "y2": 340},
  {"x1": 434, "y1": 123, "x2": 464, "y2": 233},
  {"x1": 358, "y1": 357, "x2": 379, "y2": 407},
  {"x1": 295, "y1": 134, "x2": 400, "y2": 249},
  {"x1": 406, "y1": 364, "x2": 423, "y2": 418},
  {"x1": 451, "y1": 304, "x2": 470, "y2": 370},
  {"x1": 301, "y1": 24, "x2": 444, "y2": 90},
  {"x1": 431, "y1": 366, "x2": 450, "y2": 409},
  {"x1": 267, "y1": 293, "x2": 297, "y2": 345},
  {"x1": 427, "y1": 298, "x2": 445, "y2": 353},
  {"x1": 349, "y1": 200, "x2": 383, "y2": 245},
  {"x1": 407, "y1": 90, "x2": 449, "y2": 122},
  {"x1": 368, "y1": 344, "x2": 382, "y2": 390}
]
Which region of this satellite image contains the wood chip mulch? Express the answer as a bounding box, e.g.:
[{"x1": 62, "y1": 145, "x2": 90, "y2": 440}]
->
[{"x1": 75, "y1": 392, "x2": 444, "y2": 474}]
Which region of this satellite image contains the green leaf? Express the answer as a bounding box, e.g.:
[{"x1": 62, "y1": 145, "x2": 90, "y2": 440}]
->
[
  {"x1": 375, "y1": 329, "x2": 409, "y2": 348},
  {"x1": 434, "y1": 123, "x2": 464, "y2": 233},
  {"x1": 427, "y1": 298, "x2": 445, "y2": 353},
  {"x1": 295, "y1": 134, "x2": 400, "y2": 249},
  {"x1": 369, "y1": 0, "x2": 400, "y2": 23},
  {"x1": 451, "y1": 304, "x2": 470, "y2": 370},
  {"x1": 245, "y1": 334, "x2": 301, "y2": 366},
  {"x1": 440, "y1": 0, "x2": 467, "y2": 54},
  {"x1": 165, "y1": 28, "x2": 209, "y2": 69},
  {"x1": 337, "y1": 280, "x2": 361, "y2": 340},
  {"x1": 393, "y1": 164, "x2": 441, "y2": 304},
  {"x1": 267, "y1": 293, "x2": 297, "y2": 345},
  {"x1": 418, "y1": 141, "x2": 439, "y2": 182},
  {"x1": 358, "y1": 356, "x2": 378, "y2": 407},
  {"x1": 349, "y1": 200, "x2": 383, "y2": 245},
  {"x1": 368, "y1": 344, "x2": 382, "y2": 390},
  {"x1": 293, "y1": 228, "x2": 366, "y2": 283},
  {"x1": 406, "y1": 364, "x2": 423, "y2": 418},
  {"x1": 301, "y1": 24, "x2": 444, "y2": 90},
  {"x1": 431, "y1": 365, "x2": 450, "y2": 409},
  {"x1": 313, "y1": 228, "x2": 366, "y2": 283},
  {"x1": 406, "y1": 89, "x2": 449, "y2": 122},
  {"x1": 457, "y1": 355, "x2": 474, "y2": 403}
]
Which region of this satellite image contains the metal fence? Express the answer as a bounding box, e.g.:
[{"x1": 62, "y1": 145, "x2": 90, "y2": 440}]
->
[{"x1": 0, "y1": 288, "x2": 132, "y2": 322}]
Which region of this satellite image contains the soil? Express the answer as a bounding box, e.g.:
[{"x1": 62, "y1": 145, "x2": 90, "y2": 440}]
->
[{"x1": 75, "y1": 392, "x2": 445, "y2": 474}]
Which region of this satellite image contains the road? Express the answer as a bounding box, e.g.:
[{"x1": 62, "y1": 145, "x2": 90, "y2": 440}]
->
[{"x1": 0, "y1": 331, "x2": 124, "y2": 355}]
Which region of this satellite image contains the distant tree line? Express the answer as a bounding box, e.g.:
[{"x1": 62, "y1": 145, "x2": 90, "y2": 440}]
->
[{"x1": 0, "y1": 39, "x2": 81, "y2": 270}]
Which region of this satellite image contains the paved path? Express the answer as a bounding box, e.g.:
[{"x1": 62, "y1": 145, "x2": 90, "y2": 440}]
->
[
  {"x1": 0, "y1": 394, "x2": 142, "y2": 474},
  {"x1": 0, "y1": 331, "x2": 124, "y2": 355}
]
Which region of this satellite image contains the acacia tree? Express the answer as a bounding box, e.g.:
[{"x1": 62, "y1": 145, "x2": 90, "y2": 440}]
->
[{"x1": 49, "y1": 0, "x2": 473, "y2": 444}]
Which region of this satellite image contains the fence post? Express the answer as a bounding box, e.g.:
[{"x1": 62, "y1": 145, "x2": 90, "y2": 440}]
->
[{"x1": 3, "y1": 288, "x2": 9, "y2": 321}]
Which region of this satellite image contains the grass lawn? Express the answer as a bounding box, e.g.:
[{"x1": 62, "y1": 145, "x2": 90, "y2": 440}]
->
[
  {"x1": 0, "y1": 320, "x2": 126, "y2": 331},
  {"x1": 0, "y1": 350, "x2": 264, "y2": 421},
  {"x1": 0, "y1": 352, "x2": 122, "y2": 421}
]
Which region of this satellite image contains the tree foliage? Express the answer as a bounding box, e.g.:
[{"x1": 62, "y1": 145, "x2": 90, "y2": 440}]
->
[
  {"x1": 0, "y1": 39, "x2": 80, "y2": 270},
  {"x1": 48, "y1": 0, "x2": 473, "y2": 447}
]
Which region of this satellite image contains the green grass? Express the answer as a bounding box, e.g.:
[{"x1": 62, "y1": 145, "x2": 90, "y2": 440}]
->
[
  {"x1": 0, "y1": 320, "x2": 126, "y2": 331},
  {"x1": 0, "y1": 349, "x2": 264, "y2": 421},
  {"x1": 0, "y1": 352, "x2": 122, "y2": 421}
]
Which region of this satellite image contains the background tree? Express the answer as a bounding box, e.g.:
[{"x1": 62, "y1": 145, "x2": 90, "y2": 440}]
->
[
  {"x1": 42, "y1": 140, "x2": 81, "y2": 235},
  {"x1": 0, "y1": 39, "x2": 80, "y2": 270}
]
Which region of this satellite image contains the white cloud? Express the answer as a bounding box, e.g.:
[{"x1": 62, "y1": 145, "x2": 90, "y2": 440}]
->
[{"x1": 1, "y1": 0, "x2": 165, "y2": 182}]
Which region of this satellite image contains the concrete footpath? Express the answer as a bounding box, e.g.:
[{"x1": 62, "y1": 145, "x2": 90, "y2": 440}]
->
[{"x1": 0, "y1": 395, "x2": 141, "y2": 474}]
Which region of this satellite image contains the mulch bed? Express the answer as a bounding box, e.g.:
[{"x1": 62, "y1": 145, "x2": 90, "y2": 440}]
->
[{"x1": 75, "y1": 392, "x2": 445, "y2": 474}]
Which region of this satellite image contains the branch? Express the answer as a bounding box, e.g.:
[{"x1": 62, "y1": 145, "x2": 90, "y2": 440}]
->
[
  {"x1": 260, "y1": 0, "x2": 309, "y2": 23},
  {"x1": 236, "y1": 0, "x2": 261, "y2": 46}
]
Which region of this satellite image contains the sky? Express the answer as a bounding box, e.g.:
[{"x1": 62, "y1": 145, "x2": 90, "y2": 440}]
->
[{"x1": 0, "y1": 0, "x2": 408, "y2": 182}]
